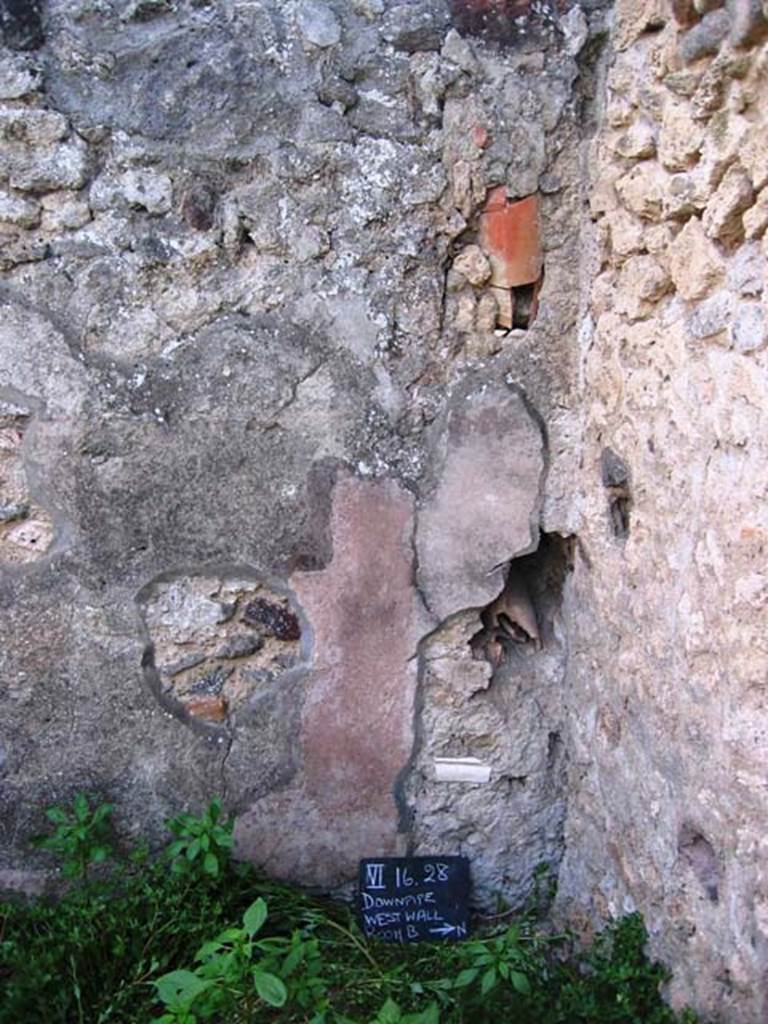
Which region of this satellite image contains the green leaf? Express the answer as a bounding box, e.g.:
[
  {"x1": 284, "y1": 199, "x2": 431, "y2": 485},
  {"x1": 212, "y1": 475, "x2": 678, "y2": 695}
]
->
[
  {"x1": 154, "y1": 969, "x2": 210, "y2": 1008},
  {"x1": 453, "y1": 968, "x2": 479, "y2": 989},
  {"x1": 252, "y1": 969, "x2": 287, "y2": 1008},
  {"x1": 203, "y1": 852, "x2": 219, "y2": 877},
  {"x1": 92, "y1": 803, "x2": 114, "y2": 825},
  {"x1": 282, "y1": 944, "x2": 304, "y2": 976},
  {"x1": 376, "y1": 997, "x2": 401, "y2": 1024},
  {"x1": 90, "y1": 845, "x2": 111, "y2": 864},
  {"x1": 213, "y1": 827, "x2": 233, "y2": 847},
  {"x1": 243, "y1": 898, "x2": 268, "y2": 937},
  {"x1": 403, "y1": 1005, "x2": 440, "y2": 1024},
  {"x1": 73, "y1": 793, "x2": 90, "y2": 822},
  {"x1": 510, "y1": 970, "x2": 531, "y2": 995},
  {"x1": 186, "y1": 838, "x2": 201, "y2": 861},
  {"x1": 208, "y1": 797, "x2": 222, "y2": 823},
  {"x1": 481, "y1": 967, "x2": 497, "y2": 996},
  {"x1": 45, "y1": 806, "x2": 69, "y2": 825}
]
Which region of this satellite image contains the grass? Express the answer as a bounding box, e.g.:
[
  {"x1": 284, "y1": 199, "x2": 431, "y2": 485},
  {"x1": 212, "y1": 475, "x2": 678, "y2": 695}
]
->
[{"x1": 0, "y1": 796, "x2": 698, "y2": 1024}]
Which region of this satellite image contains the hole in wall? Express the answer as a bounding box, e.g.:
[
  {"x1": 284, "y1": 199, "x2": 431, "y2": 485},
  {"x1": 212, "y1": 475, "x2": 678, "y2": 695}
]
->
[
  {"x1": 678, "y1": 823, "x2": 720, "y2": 903},
  {"x1": 470, "y1": 532, "x2": 575, "y2": 667},
  {"x1": 512, "y1": 275, "x2": 543, "y2": 330},
  {"x1": 135, "y1": 566, "x2": 311, "y2": 732},
  {"x1": 601, "y1": 447, "x2": 632, "y2": 540}
]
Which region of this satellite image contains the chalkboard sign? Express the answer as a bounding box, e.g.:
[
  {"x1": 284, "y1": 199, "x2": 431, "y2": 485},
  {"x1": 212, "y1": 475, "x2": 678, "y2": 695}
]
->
[{"x1": 358, "y1": 856, "x2": 470, "y2": 944}]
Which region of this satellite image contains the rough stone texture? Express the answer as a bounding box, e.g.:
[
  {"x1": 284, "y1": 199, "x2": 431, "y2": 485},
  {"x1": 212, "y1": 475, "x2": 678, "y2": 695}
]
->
[
  {"x1": 4, "y1": 0, "x2": 768, "y2": 1020},
  {"x1": 138, "y1": 573, "x2": 308, "y2": 726},
  {"x1": 668, "y1": 216, "x2": 724, "y2": 298},
  {"x1": 556, "y1": 5, "x2": 768, "y2": 1022},
  {"x1": 407, "y1": 535, "x2": 572, "y2": 908}
]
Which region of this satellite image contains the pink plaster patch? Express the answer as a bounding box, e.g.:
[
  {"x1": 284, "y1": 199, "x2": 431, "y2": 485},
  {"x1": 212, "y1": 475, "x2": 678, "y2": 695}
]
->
[{"x1": 235, "y1": 476, "x2": 429, "y2": 887}]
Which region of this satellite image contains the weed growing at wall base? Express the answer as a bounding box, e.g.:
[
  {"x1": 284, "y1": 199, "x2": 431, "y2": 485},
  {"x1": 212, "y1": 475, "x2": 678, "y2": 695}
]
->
[{"x1": 0, "y1": 795, "x2": 699, "y2": 1024}]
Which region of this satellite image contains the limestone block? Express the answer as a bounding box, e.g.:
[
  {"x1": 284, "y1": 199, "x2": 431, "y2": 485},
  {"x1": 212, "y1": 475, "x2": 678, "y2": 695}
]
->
[
  {"x1": 740, "y1": 129, "x2": 768, "y2": 192},
  {"x1": 0, "y1": 189, "x2": 40, "y2": 228},
  {"x1": 9, "y1": 139, "x2": 89, "y2": 192},
  {"x1": 0, "y1": 107, "x2": 67, "y2": 147},
  {"x1": 644, "y1": 223, "x2": 675, "y2": 253},
  {"x1": 658, "y1": 98, "x2": 703, "y2": 170},
  {"x1": 610, "y1": 209, "x2": 647, "y2": 256},
  {"x1": 613, "y1": 122, "x2": 657, "y2": 161},
  {"x1": 296, "y1": 0, "x2": 341, "y2": 47},
  {"x1": 695, "y1": 111, "x2": 751, "y2": 196},
  {"x1": 0, "y1": 55, "x2": 40, "y2": 98},
  {"x1": 729, "y1": 300, "x2": 767, "y2": 350},
  {"x1": 664, "y1": 173, "x2": 705, "y2": 219},
  {"x1": 615, "y1": 162, "x2": 669, "y2": 221},
  {"x1": 90, "y1": 168, "x2": 172, "y2": 216},
  {"x1": 678, "y1": 10, "x2": 729, "y2": 62},
  {"x1": 743, "y1": 186, "x2": 768, "y2": 238},
  {"x1": 703, "y1": 164, "x2": 755, "y2": 243},
  {"x1": 726, "y1": 0, "x2": 768, "y2": 45},
  {"x1": 687, "y1": 289, "x2": 734, "y2": 338},
  {"x1": 613, "y1": 0, "x2": 668, "y2": 51},
  {"x1": 669, "y1": 217, "x2": 724, "y2": 298},
  {"x1": 416, "y1": 385, "x2": 544, "y2": 621},
  {"x1": 40, "y1": 191, "x2": 91, "y2": 232},
  {"x1": 615, "y1": 255, "x2": 672, "y2": 320},
  {"x1": 453, "y1": 244, "x2": 492, "y2": 287},
  {"x1": 726, "y1": 241, "x2": 764, "y2": 294},
  {"x1": 560, "y1": 6, "x2": 589, "y2": 56}
]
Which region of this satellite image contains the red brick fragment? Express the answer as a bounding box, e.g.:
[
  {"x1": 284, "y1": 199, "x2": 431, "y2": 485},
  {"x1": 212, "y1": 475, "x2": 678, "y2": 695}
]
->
[
  {"x1": 472, "y1": 124, "x2": 490, "y2": 149},
  {"x1": 186, "y1": 695, "x2": 227, "y2": 722},
  {"x1": 479, "y1": 189, "x2": 542, "y2": 290}
]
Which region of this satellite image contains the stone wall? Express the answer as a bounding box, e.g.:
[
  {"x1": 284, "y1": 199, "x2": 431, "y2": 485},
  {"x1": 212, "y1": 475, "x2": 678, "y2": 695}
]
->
[
  {"x1": 2, "y1": 0, "x2": 768, "y2": 1019},
  {"x1": 555, "y1": 2, "x2": 768, "y2": 1021},
  {"x1": 0, "y1": 0, "x2": 597, "y2": 905}
]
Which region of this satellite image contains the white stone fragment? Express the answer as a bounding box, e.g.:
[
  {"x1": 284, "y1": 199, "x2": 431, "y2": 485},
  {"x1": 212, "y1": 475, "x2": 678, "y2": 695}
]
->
[
  {"x1": 0, "y1": 190, "x2": 40, "y2": 228},
  {"x1": 687, "y1": 290, "x2": 734, "y2": 339},
  {"x1": 0, "y1": 56, "x2": 40, "y2": 99},
  {"x1": 726, "y1": 242, "x2": 764, "y2": 295},
  {"x1": 729, "y1": 301, "x2": 767, "y2": 352},
  {"x1": 560, "y1": 6, "x2": 589, "y2": 56},
  {"x1": 297, "y1": 0, "x2": 341, "y2": 47},
  {"x1": 434, "y1": 758, "x2": 492, "y2": 784},
  {"x1": 10, "y1": 139, "x2": 89, "y2": 192}
]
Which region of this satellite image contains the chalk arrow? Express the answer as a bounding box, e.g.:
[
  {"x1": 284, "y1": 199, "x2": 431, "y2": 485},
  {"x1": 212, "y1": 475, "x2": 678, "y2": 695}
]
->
[{"x1": 429, "y1": 923, "x2": 458, "y2": 937}]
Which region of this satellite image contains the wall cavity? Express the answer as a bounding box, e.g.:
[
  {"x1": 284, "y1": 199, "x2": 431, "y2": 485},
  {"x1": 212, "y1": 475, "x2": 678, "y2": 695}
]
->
[{"x1": 406, "y1": 532, "x2": 574, "y2": 909}]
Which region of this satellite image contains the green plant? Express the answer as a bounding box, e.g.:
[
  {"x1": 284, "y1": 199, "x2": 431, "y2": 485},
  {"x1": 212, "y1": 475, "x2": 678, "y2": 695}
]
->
[
  {"x1": 31, "y1": 792, "x2": 114, "y2": 879},
  {"x1": 1, "y1": 792, "x2": 700, "y2": 1024},
  {"x1": 153, "y1": 898, "x2": 287, "y2": 1022},
  {"x1": 367, "y1": 996, "x2": 440, "y2": 1024},
  {"x1": 164, "y1": 797, "x2": 233, "y2": 880}
]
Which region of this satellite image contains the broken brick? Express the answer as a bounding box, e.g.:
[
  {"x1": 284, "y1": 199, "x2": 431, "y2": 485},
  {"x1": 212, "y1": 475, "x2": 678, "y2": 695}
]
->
[
  {"x1": 185, "y1": 695, "x2": 227, "y2": 722},
  {"x1": 479, "y1": 189, "x2": 543, "y2": 290},
  {"x1": 472, "y1": 124, "x2": 490, "y2": 150}
]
